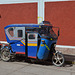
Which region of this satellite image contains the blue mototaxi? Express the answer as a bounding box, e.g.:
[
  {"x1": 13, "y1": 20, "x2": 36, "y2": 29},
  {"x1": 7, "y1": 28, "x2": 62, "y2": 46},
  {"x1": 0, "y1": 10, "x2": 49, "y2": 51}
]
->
[{"x1": 1, "y1": 21, "x2": 64, "y2": 67}]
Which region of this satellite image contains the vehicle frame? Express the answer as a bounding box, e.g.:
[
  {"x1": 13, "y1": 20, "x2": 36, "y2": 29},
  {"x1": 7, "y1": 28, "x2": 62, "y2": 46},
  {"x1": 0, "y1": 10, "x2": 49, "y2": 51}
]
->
[{"x1": 1, "y1": 21, "x2": 64, "y2": 67}]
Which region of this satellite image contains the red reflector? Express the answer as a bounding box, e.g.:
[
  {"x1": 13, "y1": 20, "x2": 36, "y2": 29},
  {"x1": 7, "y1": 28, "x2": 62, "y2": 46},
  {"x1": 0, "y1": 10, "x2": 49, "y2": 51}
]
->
[
  {"x1": 20, "y1": 44, "x2": 23, "y2": 46},
  {"x1": 5, "y1": 45, "x2": 8, "y2": 46},
  {"x1": 0, "y1": 44, "x2": 2, "y2": 45}
]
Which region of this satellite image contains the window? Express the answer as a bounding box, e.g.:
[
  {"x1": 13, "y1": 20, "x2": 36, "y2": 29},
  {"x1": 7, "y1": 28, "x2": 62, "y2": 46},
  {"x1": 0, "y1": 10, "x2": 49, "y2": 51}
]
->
[
  {"x1": 17, "y1": 30, "x2": 23, "y2": 37},
  {"x1": 29, "y1": 34, "x2": 35, "y2": 39},
  {"x1": 8, "y1": 28, "x2": 14, "y2": 37}
]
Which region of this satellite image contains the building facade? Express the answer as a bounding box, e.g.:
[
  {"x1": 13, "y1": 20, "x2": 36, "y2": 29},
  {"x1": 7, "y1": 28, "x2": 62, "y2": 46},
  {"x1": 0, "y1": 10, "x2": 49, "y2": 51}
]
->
[{"x1": 0, "y1": 0, "x2": 75, "y2": 54}]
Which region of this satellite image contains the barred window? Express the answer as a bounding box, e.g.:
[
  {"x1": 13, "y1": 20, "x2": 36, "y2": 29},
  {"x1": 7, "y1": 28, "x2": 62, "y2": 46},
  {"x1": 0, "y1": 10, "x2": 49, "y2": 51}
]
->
[{"x1": 17, "y1": 30, "x2": 23, "y2": 37}]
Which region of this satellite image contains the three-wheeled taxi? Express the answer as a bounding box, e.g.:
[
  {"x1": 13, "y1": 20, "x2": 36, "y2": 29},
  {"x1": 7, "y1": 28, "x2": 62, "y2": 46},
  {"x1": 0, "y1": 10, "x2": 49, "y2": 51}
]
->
[{"x1": 1, "y1": 21, "x2": 64, "y2": 66}]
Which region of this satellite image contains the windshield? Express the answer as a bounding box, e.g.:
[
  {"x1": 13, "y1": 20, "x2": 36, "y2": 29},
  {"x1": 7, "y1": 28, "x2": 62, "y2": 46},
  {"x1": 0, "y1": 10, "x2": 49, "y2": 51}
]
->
[
  {"x1": 49, "y1": 27, "x2": 57, "y2": 38},
  {"x1": 39, "y1": 26, "x2": 58, "y2": 38}
]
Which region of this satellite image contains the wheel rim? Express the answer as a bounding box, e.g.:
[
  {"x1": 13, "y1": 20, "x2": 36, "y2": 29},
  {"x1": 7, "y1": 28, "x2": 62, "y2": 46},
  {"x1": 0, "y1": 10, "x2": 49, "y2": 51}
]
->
[
  {"x1": 52, "y1": 53, "x2": 64, "y2": 66},
  {"x1": 1, "y1": 50, "x2": 10, "y2": 61}
]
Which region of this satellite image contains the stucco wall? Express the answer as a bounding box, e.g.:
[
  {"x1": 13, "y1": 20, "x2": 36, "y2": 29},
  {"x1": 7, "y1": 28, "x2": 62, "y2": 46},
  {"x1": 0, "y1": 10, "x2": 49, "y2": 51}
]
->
[
  {"x1": 45, "y1": 1, "x2": 75, "y2": 46},
  {"x1": 0, "y1": 3, "x2": 37, "y2": 41}
]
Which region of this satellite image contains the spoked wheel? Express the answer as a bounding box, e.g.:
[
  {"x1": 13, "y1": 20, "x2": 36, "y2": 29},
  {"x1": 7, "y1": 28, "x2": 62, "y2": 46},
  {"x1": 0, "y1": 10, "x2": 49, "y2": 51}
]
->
[
  {"x1": 1, "y1": 48, "x2": 10, "y2": 62},
  {"x1": 52, "y1": 52, "x2": 64, "y2": 67}
]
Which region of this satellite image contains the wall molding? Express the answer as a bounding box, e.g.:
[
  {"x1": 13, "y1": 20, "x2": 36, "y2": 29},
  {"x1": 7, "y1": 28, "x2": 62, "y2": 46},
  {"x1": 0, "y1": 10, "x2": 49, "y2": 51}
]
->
[
  {"x1": 0, "y1": 0, "x2": 72, "y2": 4},
  {"x1": 0, "y1": 0, "x2": 38, "y2": 4},
  {"x1": 0, "y1": 41, "x2": 75, "y2": 48}
]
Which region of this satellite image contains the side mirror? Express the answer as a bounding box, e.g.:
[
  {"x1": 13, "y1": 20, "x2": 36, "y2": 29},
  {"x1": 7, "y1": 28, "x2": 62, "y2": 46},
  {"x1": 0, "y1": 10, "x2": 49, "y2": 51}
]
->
[{"x1": 58, "y1": 30, "x2": 60, "y2": 36}]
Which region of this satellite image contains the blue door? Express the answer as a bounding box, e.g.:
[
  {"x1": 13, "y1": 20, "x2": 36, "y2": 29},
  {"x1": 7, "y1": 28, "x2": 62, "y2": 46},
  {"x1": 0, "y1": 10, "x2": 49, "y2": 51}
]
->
[
  {"x1": 10, "y1": 27, "x2": 25, "y2": 54},
  {"x1": 27, "y1": 33, "x2": 38, "y2": 58}
]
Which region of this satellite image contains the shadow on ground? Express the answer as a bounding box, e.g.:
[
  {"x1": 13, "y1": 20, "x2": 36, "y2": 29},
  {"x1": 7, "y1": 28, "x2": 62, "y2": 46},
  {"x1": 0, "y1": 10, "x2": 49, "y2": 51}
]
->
[
  {"x1": 63, "y1": 54, "x2": 75, "y2": 67},
  {"x1": 0, "y1": 54, "x2": 75, "y2": 67},
  {"x1": 11, "y1": 54, "x2": 75, "y2": 67}
]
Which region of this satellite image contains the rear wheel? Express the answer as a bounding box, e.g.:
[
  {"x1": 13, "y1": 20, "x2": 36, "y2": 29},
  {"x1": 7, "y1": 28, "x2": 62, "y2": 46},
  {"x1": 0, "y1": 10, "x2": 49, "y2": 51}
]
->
[
  {"x1": 1, "y1": 48, "x2": 10, "y2": 62},
  {"x1": 52, "y1": 52, "x2": 64, "y2": 67}
]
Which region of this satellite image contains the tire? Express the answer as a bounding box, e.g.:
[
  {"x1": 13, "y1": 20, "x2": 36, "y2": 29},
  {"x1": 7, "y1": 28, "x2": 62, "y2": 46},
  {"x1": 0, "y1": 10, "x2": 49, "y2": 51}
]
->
[
  {"x1": 52, "y1": 52, "x2": 64, "y2": 67},
  {"x1": 1, "y1": 48, "x2": 10, "y2": 62}
]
